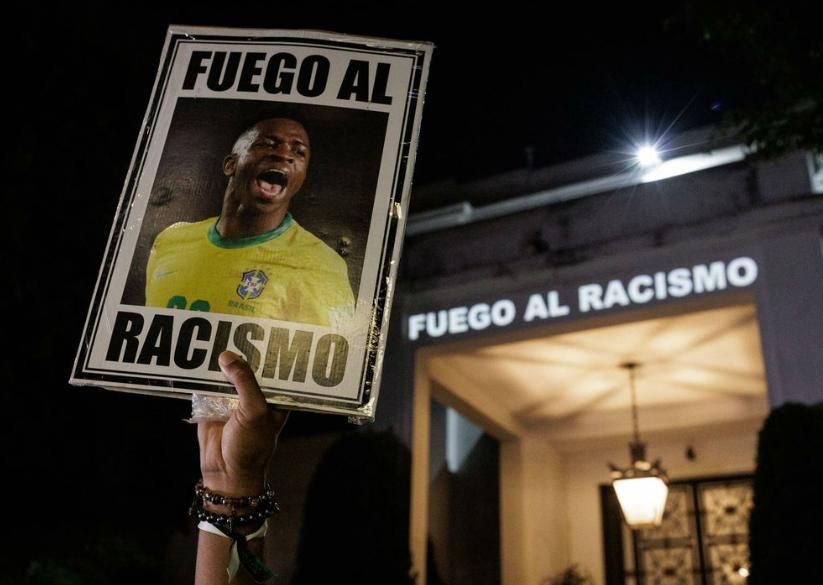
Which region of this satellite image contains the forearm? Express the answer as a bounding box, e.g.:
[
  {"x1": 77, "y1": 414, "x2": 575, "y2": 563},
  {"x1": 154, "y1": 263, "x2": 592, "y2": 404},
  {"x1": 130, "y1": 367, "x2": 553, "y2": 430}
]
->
[
  {"x1": 196, "y1": 530, "x2": 232, "y2": 585},
  {"x1": 195, "y1": 529, "x2": 264, "y2": 585},
  {"x1": 194, "y1": 472, "x2": 273, "y2": 585}
]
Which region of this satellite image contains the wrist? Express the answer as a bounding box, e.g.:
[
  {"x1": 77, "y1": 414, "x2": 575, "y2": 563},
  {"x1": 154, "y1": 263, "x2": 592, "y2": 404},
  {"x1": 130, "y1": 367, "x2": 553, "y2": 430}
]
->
[
  {"x1": 191, "y1": 480, "x2": 278, "y2": 538},
  {"x1": 201, "y1": 472, "x2": 265, "y2": 497},
  {"x1": 190, "y1": 478, "x2": 278, "y2": 582}
]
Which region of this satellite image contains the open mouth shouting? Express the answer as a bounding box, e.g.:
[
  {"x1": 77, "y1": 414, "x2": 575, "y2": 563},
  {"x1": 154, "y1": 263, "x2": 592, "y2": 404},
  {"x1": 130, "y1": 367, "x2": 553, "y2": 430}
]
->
[{"x1": 255, "y1": 168, "x2": 289, "y2": 199}]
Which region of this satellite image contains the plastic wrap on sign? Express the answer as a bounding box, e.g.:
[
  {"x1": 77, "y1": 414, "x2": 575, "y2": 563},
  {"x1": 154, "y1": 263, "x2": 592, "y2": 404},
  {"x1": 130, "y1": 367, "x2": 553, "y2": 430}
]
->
[
  {"x1": 190, "y1": 393, "x2": 238, "y2": 423},
  {"x1": 69, "y1": 26, "x2": 433, "y2": 422}
]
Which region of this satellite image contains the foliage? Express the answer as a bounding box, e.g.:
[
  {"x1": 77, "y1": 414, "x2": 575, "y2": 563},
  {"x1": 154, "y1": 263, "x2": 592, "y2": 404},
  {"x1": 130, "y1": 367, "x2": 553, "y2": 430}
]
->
[
  {"x1": 688, "y1": 1, "x2": 823, "y2": 157},
  {"x1": 543, "y1": 564, "x2": 595, "y2": 585},
  {"x1": 22, "y1": 534, "x2": 160, "y2": 585}
]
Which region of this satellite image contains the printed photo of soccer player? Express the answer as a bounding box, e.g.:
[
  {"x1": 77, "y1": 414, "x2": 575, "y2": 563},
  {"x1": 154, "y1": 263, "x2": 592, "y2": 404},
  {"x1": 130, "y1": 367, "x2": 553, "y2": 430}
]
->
[{"x1": 123, "y1": 99, "x2": 388, "y2": 328}]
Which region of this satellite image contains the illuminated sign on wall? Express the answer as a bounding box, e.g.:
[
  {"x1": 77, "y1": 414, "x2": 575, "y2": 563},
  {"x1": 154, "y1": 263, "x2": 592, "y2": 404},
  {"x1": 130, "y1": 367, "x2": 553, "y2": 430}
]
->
[{"x1": 406, "y1": 257, "x2": 758, "y2": 341}]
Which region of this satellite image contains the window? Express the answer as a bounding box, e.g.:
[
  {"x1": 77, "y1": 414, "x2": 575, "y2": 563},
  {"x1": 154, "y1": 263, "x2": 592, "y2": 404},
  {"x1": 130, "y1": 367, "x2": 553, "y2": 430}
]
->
[{"x1": 603, "y1": 475, "x2": 753, "y2": 585}]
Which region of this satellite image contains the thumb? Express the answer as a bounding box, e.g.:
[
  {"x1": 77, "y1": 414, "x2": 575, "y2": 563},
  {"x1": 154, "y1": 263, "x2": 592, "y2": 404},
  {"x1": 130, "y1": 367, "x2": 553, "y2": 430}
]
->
[{"x1": 218, "y1": 350, "x2": 268, "y2": 417}]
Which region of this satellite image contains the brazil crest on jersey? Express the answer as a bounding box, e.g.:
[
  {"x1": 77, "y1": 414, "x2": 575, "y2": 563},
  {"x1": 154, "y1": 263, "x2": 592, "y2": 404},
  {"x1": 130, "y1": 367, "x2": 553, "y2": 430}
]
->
[{"x1": 145, "y1": 214, "x2": 355, "y2": 327}]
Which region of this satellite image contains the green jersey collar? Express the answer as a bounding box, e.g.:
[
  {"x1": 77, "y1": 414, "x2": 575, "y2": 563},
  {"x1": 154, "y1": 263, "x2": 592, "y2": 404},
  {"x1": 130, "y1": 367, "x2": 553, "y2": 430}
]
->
[{"x1": 208, "y1": 213, "x2": 294, "y2": 249}]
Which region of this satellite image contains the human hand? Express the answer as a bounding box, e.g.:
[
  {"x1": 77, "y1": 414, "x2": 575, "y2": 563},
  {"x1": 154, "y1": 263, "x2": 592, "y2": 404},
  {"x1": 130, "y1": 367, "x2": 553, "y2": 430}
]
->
[{"x1": 197, "y1": 351, "x2": 289, "y2": 496}]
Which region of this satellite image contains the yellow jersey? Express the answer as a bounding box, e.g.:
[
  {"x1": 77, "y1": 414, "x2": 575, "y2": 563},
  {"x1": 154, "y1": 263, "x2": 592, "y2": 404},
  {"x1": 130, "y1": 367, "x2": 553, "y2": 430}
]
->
[{"x1": 145, "y1": 214, "x2": 354, "y2": 327}]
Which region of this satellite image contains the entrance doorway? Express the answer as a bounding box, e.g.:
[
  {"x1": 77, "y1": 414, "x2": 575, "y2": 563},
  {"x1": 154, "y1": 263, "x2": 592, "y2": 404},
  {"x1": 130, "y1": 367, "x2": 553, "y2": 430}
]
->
[
  {"x1": 427, "y1": 402, "x2": 501, "y2": 585},
  {"x1": 411, "y1": 302, "x2": 768, "y2": 585}
]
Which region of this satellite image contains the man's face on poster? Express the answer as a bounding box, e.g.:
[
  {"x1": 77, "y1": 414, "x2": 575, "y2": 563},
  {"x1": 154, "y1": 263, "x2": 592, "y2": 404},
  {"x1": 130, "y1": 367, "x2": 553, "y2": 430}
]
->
[{"x1": 223, "y1": 117, "x2": 311, "y2": 216}]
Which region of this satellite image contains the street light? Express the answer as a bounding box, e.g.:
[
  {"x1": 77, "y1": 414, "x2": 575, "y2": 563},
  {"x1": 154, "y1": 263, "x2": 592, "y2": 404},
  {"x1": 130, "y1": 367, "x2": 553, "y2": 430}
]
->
[{"x1": 636, "y1": 144, "x2": 661, "y2": 167}]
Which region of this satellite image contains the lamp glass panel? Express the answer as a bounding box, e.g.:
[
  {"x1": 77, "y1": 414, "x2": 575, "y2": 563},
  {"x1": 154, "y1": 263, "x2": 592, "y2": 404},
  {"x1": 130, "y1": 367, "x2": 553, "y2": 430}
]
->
[{"x1": 613, "y1": 476, "x2": 669, "y2": 528}]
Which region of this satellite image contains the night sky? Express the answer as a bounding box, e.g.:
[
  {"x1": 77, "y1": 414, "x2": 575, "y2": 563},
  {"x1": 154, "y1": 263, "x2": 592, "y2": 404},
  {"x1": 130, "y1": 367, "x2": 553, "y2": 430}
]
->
[{"x1": 2, "y1": 1, "x2": 784, "y2": 580}]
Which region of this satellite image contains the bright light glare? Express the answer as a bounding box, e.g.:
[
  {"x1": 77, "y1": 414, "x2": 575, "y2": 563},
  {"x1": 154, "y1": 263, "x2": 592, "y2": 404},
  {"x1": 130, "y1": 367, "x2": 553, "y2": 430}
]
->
[
  {"x1": 640, "y1": 146, "x2": 748, "y2": 183},
  {"x1": 613, "y1": 476, "x2": 668, "y2": 528},
  {"x1": 738, "y1": 567, "x2": 750, "y2": 578},
  {"x1": 636, "y1": 145, "x2": 661, "y2": 167}
]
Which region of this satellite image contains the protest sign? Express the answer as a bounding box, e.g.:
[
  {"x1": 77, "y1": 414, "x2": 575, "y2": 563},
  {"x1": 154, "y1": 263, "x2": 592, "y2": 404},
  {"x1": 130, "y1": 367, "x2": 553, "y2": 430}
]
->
[{"x1": 71, "y1": 26, "x2": 433, "y2": 420}]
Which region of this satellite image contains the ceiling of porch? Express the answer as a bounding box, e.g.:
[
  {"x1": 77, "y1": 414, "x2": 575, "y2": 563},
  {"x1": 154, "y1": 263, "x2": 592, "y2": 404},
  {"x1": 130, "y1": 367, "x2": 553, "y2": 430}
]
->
[{"x1": 427, "y1": 303, "x2": 769, "y2": 449}]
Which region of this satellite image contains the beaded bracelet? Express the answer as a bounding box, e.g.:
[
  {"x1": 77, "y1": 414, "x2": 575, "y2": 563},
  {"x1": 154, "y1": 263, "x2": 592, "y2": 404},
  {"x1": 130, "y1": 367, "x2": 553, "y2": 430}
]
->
[
  {"x1": 191, "y1": 502, "x2": 278, "y2": 532},
  {"x1": 194, "y1": 480, "x2": 278, "y2": 510},
  {"x1": 189, "y1": 481, "x2": 279, "y2": 532},
  {"x1": 189, "y1": 480, "x2": 279, "y2": 582}
]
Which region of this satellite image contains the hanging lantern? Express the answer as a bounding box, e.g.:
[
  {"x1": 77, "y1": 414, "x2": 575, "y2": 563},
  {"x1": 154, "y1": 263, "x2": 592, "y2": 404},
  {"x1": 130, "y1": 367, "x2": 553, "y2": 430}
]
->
[{"x1": 609, "y1": 363, "x2": 669, "y2": 529}]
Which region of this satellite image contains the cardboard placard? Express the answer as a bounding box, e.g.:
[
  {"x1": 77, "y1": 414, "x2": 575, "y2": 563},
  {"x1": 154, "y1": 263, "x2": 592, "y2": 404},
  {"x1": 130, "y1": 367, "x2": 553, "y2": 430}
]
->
[{"x1": 71, "y1": 26, "x2": 433, "y2": 420}]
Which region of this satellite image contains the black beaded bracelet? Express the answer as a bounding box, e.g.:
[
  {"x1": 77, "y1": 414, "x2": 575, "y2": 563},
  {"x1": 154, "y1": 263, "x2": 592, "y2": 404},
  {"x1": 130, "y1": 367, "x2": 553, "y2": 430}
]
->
[
  {"x1": 194, "y1": 480, "x2": 278, "y2": 510},
  {"x1": 191, "y1": 501, "x2": 278, "y2": 532},
  {"x1": 189, "y1": 480, "x2": 280, "y2": 533},
  {"x1": 189, "y1": 480, "x2": 278, "y2": 582}
]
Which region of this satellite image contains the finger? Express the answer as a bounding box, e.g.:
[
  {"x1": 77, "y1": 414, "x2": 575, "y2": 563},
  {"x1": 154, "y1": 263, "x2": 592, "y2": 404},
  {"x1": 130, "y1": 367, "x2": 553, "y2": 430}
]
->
[{"x1": 218, "y1": 350, "x2": 268, "y2": 417}]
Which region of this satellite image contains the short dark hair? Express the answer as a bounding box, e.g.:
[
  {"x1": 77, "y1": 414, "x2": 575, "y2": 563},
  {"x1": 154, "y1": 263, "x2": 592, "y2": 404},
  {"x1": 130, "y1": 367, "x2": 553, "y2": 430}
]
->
[
  {"x1": 238, "y1": 107, "x2": 312, "y2": 141},
  {"x1": 229, "y1": 112, "x2": 313, "y2": 160}
]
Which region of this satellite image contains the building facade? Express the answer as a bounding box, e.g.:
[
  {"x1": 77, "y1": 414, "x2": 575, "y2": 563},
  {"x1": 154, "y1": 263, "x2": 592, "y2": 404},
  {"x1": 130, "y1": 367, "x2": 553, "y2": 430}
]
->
[{"x1": 373, "y1": 138, "x2": 823, "y2": 584}]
